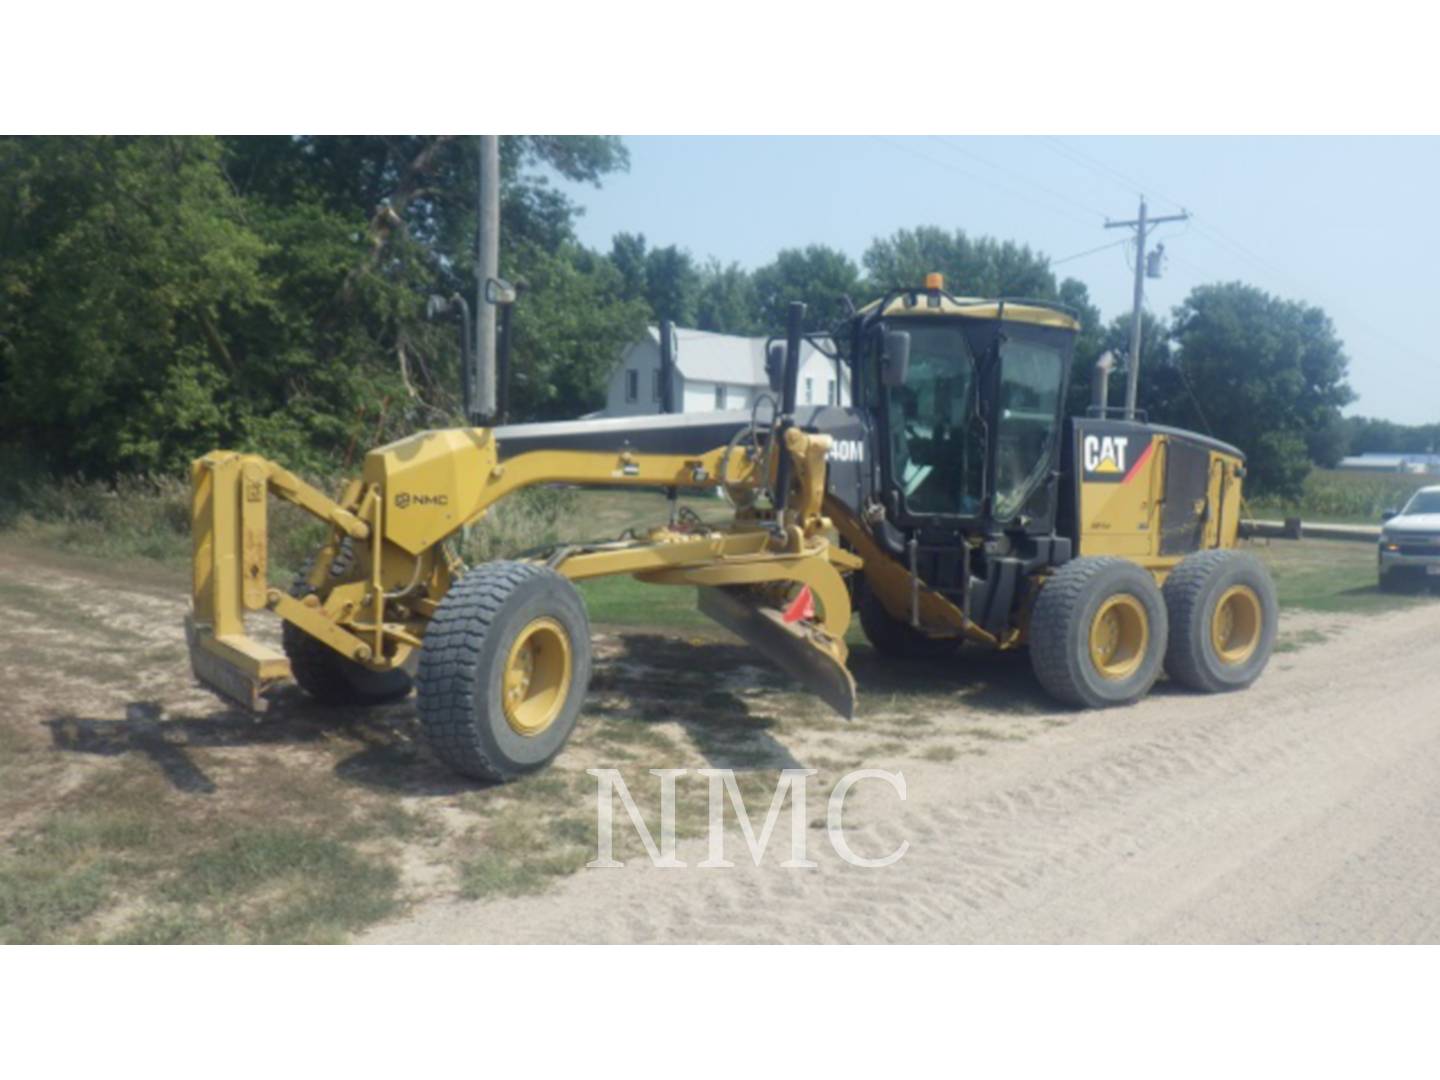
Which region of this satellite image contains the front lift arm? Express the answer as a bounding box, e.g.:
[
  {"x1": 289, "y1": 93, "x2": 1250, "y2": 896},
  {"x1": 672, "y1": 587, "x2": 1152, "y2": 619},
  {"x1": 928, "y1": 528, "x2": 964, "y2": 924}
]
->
[{"x1": 187, "y1": 424, "x2": 859, "y2": 712}]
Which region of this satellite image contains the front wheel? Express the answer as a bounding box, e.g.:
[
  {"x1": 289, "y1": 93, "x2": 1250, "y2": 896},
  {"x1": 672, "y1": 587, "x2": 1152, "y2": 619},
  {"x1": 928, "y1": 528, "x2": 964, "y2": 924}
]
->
[
  {"x1": 417, "y1": 561, "x2": 592, "y2": 782},
  {"x1": 1162, "y1": 549, "x2": 1278, "y2": 693},
  {"x1": 856, "y1": 580, "x2": 962, "y2": 661},
  {"x1": 283, "y1": 570, "x2": 413, "y2": 706},
  {"x1": 1029, "y1": 557, "x2": 1169, "y2": 709}
]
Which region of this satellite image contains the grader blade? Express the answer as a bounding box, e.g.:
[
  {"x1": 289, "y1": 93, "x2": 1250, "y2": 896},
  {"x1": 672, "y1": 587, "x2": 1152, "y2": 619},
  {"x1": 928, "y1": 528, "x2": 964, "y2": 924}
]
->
[
  {"x1": 184, "y1": 615, "x2": 290, "y2": 713},
  {"x1": 698, "y1": 586, "x2": 856, "y2": 720}
]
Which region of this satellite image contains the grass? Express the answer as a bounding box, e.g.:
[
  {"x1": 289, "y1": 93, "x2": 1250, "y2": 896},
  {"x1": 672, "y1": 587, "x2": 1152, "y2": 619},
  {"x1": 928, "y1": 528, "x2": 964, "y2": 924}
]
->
[
  {"x1": 1274, "y1": 628, "x2": 1330, "y2": 655},
  {"x1": 0, "y1": 471, "x2": 330, "y2": 581},
  {"x1": 156, "y1": 828, "x2": 399, "y2": 943},
  {"x1": 579, "y1": 576, "x2": 708, "y2": 629},
  {"x1": 0, "y1": 473, "x2": 723, "y2": 628},
  {"x1": 457, "y1": 811, "x2": 594, "y2": 901},
  {"x1": 1244, "y1": 536, "x2": 1435, "y2": 615},
  {"x1": 0, "y1": 765, "x2": 405, "y2": 944}
]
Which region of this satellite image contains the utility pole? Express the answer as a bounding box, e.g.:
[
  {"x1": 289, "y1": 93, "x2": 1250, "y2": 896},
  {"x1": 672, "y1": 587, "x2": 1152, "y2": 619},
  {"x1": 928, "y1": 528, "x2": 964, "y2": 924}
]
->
[
  {"x1": 1104, "y1": 197, "x2": 1188, "y2": 419},
  {"x1": 474, "y1": 134, "x2": 500, "y2": 423}
]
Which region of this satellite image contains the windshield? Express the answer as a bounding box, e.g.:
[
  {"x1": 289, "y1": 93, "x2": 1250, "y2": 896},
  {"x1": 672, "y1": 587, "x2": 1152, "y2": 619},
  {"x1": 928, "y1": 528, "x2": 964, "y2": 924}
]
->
[
  {"x1": 1403, "y1": 490, "x2": 1440, "y2": 516},
  {"x1": 993, "y1": 337, "x2": 1065, "y2": 519},
  {"x1": 886, "y1": 324, "x2": 984, "y2": 515}
]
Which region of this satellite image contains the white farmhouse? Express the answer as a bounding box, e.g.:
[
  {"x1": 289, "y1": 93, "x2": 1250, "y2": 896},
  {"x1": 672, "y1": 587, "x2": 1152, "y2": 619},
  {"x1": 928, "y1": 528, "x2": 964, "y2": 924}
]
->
[{"x1": 597, "y1": 326, "x2": 850, "y2": 418}]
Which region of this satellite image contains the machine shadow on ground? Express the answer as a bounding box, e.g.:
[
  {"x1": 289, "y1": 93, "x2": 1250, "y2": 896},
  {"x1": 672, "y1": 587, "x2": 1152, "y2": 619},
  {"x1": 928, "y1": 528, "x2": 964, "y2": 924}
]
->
[{"x1": 43, "y1": 626, "x2": 1099, "y2": 798}]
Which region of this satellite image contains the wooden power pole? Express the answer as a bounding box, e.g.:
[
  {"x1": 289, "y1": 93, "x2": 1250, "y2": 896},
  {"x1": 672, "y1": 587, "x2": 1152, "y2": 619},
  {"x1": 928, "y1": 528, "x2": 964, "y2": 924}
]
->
[{"x1": 1105, "y1": 197, "x2": 1188, "y2": 419}]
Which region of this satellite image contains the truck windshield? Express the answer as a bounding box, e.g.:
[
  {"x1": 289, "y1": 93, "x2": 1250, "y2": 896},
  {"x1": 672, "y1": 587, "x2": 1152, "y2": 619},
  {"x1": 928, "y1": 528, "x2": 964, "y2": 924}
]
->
[
  {"x1": 888, "y1": 324, "x2": 985, "y2": 515},
  {"x1": 1403, "y1": 490, "x2": 1440, "y2": 515}
]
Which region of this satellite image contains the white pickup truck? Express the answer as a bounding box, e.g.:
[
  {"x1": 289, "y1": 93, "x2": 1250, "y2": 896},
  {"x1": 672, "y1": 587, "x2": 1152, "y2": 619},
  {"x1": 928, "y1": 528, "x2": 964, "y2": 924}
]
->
[{"x1": 1379, "y1": 485, "x2": 1440, "y2": 591}]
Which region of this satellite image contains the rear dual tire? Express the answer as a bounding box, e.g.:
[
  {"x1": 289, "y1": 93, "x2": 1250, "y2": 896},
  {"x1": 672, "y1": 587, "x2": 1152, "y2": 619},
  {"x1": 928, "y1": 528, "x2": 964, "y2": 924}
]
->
[
  {"x1": 1029, "y1": 551, "x2": 1279, "y2": 709},
  {"x1": 1162, "y1": 549, "x2": 1278, "y2": 693}
]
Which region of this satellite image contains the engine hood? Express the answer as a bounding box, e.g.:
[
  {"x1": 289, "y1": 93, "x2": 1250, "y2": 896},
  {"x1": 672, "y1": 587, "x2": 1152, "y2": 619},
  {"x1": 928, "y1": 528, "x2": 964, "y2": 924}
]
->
[{"x1": 1384, "y1": 512, "x2": 1440, "y2": 534}]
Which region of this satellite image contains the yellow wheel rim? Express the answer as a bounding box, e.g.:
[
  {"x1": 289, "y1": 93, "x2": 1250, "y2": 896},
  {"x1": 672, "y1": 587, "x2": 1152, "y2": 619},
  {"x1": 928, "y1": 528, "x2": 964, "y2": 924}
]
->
[
  {"x1": 1210, "y1": 585, "x2": 1262, "y2": 666},
  {"x1": 1088, "y1": 594, "x2": 1149, "y2": 681},
  {"x1": 501, "y1": 617, "x2": 572, "y2": 737}
]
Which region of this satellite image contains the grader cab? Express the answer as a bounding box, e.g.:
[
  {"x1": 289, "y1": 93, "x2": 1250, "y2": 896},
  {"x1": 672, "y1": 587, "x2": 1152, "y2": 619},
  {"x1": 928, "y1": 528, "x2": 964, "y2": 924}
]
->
[{"x1": 187, "y1": 278, "x2": 1277, "y2": 781}]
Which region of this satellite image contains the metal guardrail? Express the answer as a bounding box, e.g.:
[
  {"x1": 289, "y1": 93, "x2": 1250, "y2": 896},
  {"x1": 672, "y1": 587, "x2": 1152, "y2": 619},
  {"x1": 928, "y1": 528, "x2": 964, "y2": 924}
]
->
[{"x1": 1241, "y1": 519, "x2": 1382, "y2": 543}]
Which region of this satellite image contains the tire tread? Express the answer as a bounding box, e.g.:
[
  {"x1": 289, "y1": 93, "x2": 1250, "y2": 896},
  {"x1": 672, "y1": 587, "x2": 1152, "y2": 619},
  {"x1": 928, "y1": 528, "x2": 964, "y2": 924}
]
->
[{"x1": 417, "y1": 561, "x2": 582, "y2": 782}]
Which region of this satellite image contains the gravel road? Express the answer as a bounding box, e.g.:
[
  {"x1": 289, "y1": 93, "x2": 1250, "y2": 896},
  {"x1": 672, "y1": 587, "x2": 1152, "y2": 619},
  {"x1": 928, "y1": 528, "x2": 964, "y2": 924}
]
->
[{"x1": 367, "y1": 602, "x2": 1440, "y2": 944}]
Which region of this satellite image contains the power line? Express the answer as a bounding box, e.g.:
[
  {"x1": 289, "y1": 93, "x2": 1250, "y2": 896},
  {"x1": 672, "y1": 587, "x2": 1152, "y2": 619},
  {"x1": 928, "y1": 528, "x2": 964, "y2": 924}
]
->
[
  {"x1": 1042, "y1": 137, "x2": 1190, "y2": 216},
  {"x1": 1043, "y1": 137, "x2": 1436, "y2": 374},
  {"x1": 868, "y1": 136, "x2": 1098, "y2": 230},
  {"x1": 928, "y1": 136, "x2": 1110, "y2": 223},
  {"x1": 1051, "y1": 238, "x2": 1129, "y2": 266}
]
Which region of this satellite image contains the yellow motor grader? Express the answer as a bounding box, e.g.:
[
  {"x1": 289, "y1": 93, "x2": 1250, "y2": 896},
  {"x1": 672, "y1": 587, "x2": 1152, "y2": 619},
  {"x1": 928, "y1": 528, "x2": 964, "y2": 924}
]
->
[{"x1": 186, "y1": 277, "x2": 1277, "y2": 781}]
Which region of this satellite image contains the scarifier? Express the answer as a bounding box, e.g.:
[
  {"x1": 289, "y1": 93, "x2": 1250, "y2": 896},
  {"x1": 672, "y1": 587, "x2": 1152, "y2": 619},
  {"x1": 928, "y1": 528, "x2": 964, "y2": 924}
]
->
[{"x1": 187, "y1": 277, "x2": 1278, "y2": 781}]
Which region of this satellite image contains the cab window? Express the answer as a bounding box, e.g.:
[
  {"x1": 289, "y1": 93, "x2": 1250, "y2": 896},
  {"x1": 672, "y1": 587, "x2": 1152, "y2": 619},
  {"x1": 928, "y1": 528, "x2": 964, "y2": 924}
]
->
[
  {"x1": 887, "y1": 324, "x2": 984, "y2": 516},
  {"x1": 994, "y1": 338, "x2": 1064, "y2": 520}
]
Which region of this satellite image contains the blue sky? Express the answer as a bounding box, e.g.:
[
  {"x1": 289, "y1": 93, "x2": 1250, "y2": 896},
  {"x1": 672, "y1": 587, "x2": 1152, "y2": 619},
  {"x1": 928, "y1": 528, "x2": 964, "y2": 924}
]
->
[{"x1": 550, "y1": 136, "x2": 1439, "y2": 425}]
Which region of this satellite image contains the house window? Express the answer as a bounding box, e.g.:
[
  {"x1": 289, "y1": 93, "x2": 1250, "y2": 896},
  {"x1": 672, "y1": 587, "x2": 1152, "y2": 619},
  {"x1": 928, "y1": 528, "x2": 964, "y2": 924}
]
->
[
  {"x1": 714, "y1": 384, "x2": 727, "y2": 409},
  {"x1": 625, "y1": 369, "x2": 638, "y2": 403},
  {"x1": 652, "y1": 369, "x2": 661, "y2": 403},
  {"x1": 804, "y1": 377, "x2": 813, "y2": 404}
]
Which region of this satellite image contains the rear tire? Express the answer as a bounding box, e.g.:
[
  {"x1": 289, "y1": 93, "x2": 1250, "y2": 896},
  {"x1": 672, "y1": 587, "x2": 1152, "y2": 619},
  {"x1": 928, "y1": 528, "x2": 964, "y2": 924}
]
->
[
  {"x1": 1162, "y1": 549, "x2": 1278, "y2": 693},
  {"x1": 1030, "y1": 557, "x2": 1168, "y2": 709},
  {"x1": 417, "y1": 561, "x2": 591, "y2": 782},
  {"x1": 282, "y1": 564, "x2": 413, "y2": 706},
  {"x1": 857, "y1": 580, "x2": 962, "y2": 661}
]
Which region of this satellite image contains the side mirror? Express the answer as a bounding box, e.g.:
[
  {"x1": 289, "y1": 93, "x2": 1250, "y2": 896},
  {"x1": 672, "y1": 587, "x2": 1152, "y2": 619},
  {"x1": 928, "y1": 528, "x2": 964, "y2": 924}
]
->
[
  {"x1": 881, "y1": 330, "x2": 911, "y2": 388},
  {"x1": 766, "y1": 341, "x2": 785, "y2": 393},
  {"x1": 485, "y1": 276, "x2": 517, "y2": 305},
  {"x1": 1382, "y1": 509, "x2": 1398, "y2": 522}
]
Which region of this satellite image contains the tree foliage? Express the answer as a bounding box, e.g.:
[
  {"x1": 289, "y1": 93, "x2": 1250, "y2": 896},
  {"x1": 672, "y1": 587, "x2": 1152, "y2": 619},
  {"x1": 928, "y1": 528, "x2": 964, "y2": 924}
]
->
[
  {"x1": 751, "y1": 245, "x2": 861, "y2": 333},
  {"x1": 0, "y1": 137, "x2": 1367, "y2": 499},
  {"x1": 1343, "y1": 416, "x2": 1440, "y2": 457},
  {"x1": 0, "y1": 135, "x2": 641, "y2": 477},
  {"x1": 863, "y1": 226, "x2": 1057, "y2": 299},
  {"x1": 1161, "y1": 282, "x2": 1354, "y2": 497}
]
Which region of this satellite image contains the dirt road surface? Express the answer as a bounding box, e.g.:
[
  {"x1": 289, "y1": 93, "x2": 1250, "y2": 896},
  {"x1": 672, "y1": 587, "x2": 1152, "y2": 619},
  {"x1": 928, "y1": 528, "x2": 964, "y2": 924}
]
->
[
  {"x1": 366, "y1": 609, "x2": 1440, "y2": 945},
  {"x1": 4, "y1": 536, "x2": 1437, "y2": 944}
]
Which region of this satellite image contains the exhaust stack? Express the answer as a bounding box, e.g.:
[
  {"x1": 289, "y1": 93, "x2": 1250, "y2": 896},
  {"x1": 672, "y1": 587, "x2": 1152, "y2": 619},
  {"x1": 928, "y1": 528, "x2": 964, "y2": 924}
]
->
[{"x1": 1092, "y1": 350, "x2": 1117, "y2": 414}]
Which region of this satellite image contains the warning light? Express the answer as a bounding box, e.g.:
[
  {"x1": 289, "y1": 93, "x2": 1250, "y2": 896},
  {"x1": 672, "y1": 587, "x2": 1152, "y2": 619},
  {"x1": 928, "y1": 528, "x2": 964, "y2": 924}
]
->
[{"x1": 925, "y1": 272, "x2": 944, "y2": 291}]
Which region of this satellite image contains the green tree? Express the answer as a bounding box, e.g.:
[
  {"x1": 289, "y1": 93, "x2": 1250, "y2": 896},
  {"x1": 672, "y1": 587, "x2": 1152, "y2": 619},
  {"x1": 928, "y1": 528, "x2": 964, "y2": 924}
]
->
[
  {"x1": 752, "y1": 245, "x2": 861, "y2": 333},
  {"x1": 1164, "y1": 282, "x2": 1354, "y2": 497},
  {"x1": 1343, "y1": 416, "x2": 1440, "y2": 457},
  {"x1": 604, "y1": 232, "x2": 703, "y2": 326},
  {"x1": 0, "y1": 135, "x2": 639, "y2": 478},
  {"x1": 863, "y1": 226, "x2": 1057, "y2": 298},
  {"x1": 694, "y1": 259, "x2": 760, "y2": 334},
  {"x1": 1057, "y1": 277, "x2": 1107, "y2": 417},
  {"x1": 609, "y1": 231, "x2": 649, "y2": 303},
  {"x1": 505, "y1": 239, "x2": 647, "y2": 420},
  {"x1": 642, "y1": 244, "x2": 700, "y2": 326},
  {"x1": 0, "y1": 136, "x2": 276, "y2": 476}
]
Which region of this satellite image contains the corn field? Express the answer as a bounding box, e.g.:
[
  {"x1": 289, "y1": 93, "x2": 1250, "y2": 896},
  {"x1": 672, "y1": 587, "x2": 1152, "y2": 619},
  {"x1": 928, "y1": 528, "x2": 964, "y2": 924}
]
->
[{"x1": 1248, "y1": 469, "x2": 1435, "y2": 524}]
